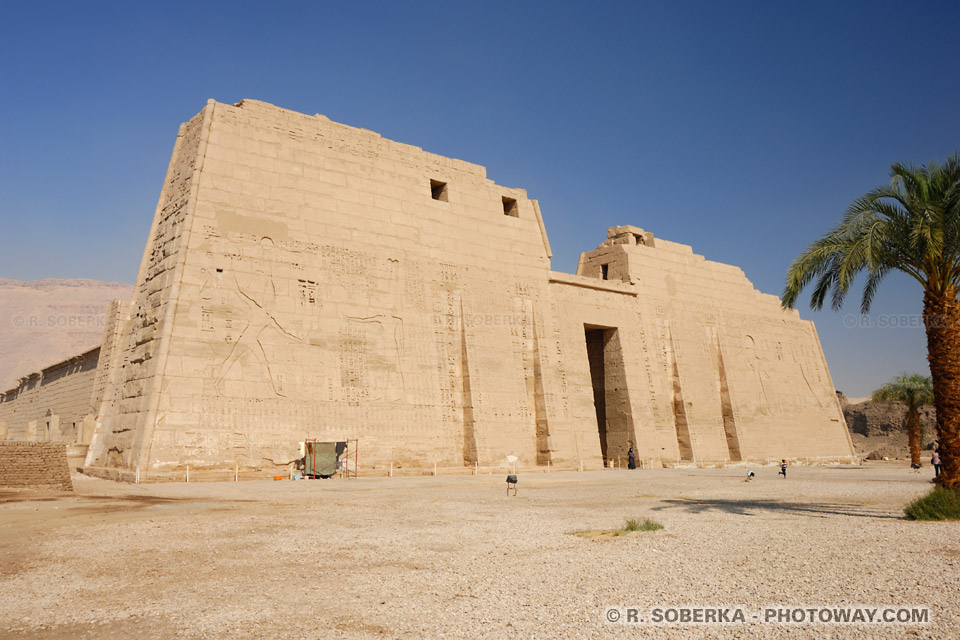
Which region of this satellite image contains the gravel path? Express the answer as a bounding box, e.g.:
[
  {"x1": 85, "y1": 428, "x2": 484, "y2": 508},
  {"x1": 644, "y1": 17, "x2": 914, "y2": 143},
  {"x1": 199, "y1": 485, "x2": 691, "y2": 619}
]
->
[{"x1": 1, "y1": 463, "x2": 956, "y2": 639}]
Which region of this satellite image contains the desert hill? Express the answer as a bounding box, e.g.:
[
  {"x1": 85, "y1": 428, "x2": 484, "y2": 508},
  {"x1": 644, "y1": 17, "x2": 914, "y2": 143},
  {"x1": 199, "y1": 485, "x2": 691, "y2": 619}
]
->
[{"x1": 0, "y1": 278, "x2": 133, "y2": 392}]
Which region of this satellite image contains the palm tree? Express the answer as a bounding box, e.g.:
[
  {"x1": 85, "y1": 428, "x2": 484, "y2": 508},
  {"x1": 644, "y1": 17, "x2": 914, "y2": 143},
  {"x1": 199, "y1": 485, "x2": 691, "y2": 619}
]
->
[
  {"x1": 781, "y1": 153, "x2": 960, "y2": 490},
  {"x1": 872, "y1": 374, "x2": 934, "y2": 467}
]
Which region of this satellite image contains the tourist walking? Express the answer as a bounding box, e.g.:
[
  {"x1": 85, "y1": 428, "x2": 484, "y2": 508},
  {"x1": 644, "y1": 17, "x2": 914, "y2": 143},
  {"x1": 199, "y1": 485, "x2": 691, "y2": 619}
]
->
[
  {"x1": 779, "y1": 459, "x2": 787, "y2": 478},
  {"x1": 932, "y1": 449, "x2": 942, "y2": 477}
]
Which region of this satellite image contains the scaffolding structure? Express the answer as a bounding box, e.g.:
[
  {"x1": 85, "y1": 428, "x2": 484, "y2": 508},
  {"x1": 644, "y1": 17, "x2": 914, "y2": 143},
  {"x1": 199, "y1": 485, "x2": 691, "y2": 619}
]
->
[
  {"x1": 340, "y1": 439, "x2": 358, "y2": 479},
  {"x1": 302, "y1": 439, "x2": 358, "y2": 479}
]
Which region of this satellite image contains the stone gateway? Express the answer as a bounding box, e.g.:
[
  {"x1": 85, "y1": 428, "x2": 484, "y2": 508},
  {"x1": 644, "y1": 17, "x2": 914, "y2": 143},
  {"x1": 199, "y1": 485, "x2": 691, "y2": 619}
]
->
[{"x1": 11, "y1": 99, "x2": 857, "y2": 473}]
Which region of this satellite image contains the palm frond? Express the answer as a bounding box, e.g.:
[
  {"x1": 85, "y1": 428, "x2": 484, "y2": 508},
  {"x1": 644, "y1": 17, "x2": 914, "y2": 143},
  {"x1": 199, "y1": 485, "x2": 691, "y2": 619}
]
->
[
  {"x1": 872, "y1": 373, "x2": 934, "y2": 410},
  {"x1": 783, "y1": 153, "x2": 960, "y2": 311},
  {"x1": 860, "y1": 264, "x2": 889, "y2": 315}
]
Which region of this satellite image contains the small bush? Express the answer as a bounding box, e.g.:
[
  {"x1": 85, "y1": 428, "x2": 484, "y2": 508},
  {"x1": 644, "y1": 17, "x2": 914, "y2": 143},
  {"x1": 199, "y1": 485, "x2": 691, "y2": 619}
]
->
[
  {"x1": 572, "y1": 517, "x2": 665, "y2": 539},
  {"x1": 904, "y1": 487, "x2": 960, "y2": 521},
  {"x1": 623, "y1": 517, "x2": 664, "y2": 532}
]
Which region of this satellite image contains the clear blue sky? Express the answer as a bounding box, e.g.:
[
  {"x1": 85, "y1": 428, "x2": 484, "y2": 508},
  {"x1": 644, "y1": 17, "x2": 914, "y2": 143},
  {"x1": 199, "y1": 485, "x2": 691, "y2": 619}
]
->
[{"x1": 1, "y1": 0, "x2": 957, "y2": 396}]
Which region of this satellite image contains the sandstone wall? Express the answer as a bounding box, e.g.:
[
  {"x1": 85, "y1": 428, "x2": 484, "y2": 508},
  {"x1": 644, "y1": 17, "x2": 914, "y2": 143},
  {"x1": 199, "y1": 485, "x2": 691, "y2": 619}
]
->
[
  {"x1": 90, "y1": 99, "x2": 560, "y2": 471},
  {"x1": 0, "y1": 442, "x2": 73, "y2": 490},
  {"x1": 88, "y1": 299, "x2": 131, "y2": 422},
  {"x1": 545, "y1": 273, "x2": 652, "y2": 463},
  {"x1": 88, "y1": 107, "x2": 213, "y2": 470},
  {"x1": 0, "y1": 348, "x2": 100, "y2": 444},
  {"x1": 575, "y1": 226, "x2": 853, "y2": 462},
  {"x1": 85, "y1": 99, "x2": 855, "y2": 472}
]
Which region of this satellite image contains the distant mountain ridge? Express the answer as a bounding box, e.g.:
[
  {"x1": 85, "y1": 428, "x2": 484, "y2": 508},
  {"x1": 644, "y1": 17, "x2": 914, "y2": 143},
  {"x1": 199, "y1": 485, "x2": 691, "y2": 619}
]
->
[{"x1": 0, "y1": 278, "x2": 133, "y2": 391}]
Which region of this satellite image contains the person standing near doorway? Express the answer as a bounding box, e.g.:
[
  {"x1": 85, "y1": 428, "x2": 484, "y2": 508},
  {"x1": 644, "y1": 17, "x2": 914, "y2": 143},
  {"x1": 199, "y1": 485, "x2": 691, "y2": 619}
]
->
[{"x1": 628, "y1": 447, "x2": 636, "y2": 470}]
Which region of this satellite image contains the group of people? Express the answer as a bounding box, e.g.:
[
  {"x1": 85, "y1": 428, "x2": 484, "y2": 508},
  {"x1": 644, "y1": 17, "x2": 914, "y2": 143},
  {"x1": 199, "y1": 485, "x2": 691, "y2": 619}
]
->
[
  {"x1": 623, "y1": 441, "x2": 947, "y2": 479},
  {"x1": 623, "y1": 447, "x2": 789, "y2": 479},
  {"x1": 744, "y1": 460, "x2": 787, "y2": 482}
]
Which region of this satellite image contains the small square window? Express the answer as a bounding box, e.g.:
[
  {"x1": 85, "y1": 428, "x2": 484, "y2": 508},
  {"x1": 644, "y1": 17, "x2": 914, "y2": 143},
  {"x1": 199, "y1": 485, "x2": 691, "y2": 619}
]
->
[
  {"x1": 502, "y1": 196, "x2": 519, "y2": 217},
  {"x1": 431, "y1": 180, "x2": 448, "y2": 202}
]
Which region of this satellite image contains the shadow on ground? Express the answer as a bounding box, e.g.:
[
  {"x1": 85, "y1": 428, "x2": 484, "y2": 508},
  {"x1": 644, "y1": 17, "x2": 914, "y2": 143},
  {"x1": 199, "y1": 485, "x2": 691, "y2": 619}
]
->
[
  {"x1": 652, "y1": 498, "x2": 901, "y2": 520},
  {"x1": 0, "y1": 491, "x2": 189, "y2": 505}
]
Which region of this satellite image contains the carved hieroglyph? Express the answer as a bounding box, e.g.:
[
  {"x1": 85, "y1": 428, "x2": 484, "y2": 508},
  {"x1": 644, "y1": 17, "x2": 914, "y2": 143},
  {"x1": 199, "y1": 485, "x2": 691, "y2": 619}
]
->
[{"x1": 85, "y1": 100, "x2": 855, "y2": 471}]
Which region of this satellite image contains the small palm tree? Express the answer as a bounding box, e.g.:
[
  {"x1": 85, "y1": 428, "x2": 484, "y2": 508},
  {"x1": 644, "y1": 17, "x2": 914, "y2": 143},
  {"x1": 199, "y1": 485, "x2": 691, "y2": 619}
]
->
[
  {"x1": 782, "y1": 154, "x2": 960, "y2": 489},
  {"x1": 872, "y1": 374, "x2": 934, "y2": 467}
]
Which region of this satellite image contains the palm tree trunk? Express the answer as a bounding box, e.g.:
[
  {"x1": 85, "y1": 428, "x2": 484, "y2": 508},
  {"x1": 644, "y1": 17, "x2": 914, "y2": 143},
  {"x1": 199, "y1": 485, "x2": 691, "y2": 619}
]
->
[
  {"x1": 924, "y1": 290, "x2": 960, "y2": 490},
  {"x1": 906, "y1": 408, "x2": 922, "y2": 467}
]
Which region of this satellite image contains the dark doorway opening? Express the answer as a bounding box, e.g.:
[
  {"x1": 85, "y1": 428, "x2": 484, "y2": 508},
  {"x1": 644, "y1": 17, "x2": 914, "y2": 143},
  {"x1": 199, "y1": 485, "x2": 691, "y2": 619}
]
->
[
  {"x1": 585, "y1": 328, "x2": 608, "y2": 460},
  {"x1": 584, "y1": 325, "x2": 634, "y2": 464}
]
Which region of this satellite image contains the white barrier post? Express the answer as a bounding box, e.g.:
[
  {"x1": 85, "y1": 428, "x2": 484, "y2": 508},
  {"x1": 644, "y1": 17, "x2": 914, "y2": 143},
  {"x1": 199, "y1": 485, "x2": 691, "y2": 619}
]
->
[
  {"x1": 389, "y1": 462, "x2": 393, "y2": 477},
  {"x1": 434, "y1": 462, "x2": 437, "y2": 477},
  {"x1": 136, "y1": 467, "x2": 140, "y2": 484},
  {"x1": 186, "y1": 465, "x2": 190, "y2": 483},
  {"x1": 579, "y1": 459, "x2": 583, "y2": 472},
  {"x1": 235, "y1": 464, "x2": 238, "y2": 482}
]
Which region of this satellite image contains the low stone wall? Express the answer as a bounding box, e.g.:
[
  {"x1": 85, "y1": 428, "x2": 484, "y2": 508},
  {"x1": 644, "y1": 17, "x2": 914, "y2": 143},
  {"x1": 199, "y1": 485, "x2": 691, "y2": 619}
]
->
[
  {"x1": 0, "y1": 347, "x2": 100, "y2": 444},
  {"x1": 0, "y1": 442, "x2": 73, "y2": 490},
  {"x1": 65, "y1": 443, "x2": 90, "y2": 471}
]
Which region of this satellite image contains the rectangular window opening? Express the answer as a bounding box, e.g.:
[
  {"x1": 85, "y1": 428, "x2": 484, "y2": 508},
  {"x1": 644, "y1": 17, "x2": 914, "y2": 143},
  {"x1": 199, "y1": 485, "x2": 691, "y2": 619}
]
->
[
  {"x1": 601, "y1": 264, "x2": 609, "y2": 280},
  {"x1": 431, "y1": 180, "x2": 448, "y2": 202},
  {"x1": 502, "y1": 196, "x2": 519, "y2": 217}
]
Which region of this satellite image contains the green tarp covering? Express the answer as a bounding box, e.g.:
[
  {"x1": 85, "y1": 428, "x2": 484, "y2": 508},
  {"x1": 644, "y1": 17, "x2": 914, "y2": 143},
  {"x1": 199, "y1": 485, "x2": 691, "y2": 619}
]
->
[{"x1": 304, "y1": 441, "x2": 346, "y2": 477}]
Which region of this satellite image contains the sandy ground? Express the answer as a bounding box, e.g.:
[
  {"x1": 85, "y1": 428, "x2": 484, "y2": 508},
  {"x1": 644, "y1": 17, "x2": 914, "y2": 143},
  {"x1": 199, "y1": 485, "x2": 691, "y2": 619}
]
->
[{"x1": 1, "y1": 463, "x2": 957, "y2": 639}]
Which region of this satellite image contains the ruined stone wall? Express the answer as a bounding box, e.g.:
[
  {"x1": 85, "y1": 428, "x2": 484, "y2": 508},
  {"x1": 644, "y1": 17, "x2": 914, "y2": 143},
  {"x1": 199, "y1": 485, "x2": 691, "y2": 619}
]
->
[
  {"x1": 0, "y1": 442, "x2": 73, "y2": 490},
  {"x1": 0, "y1": 348, "x2": 100, "y2": 444}
]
